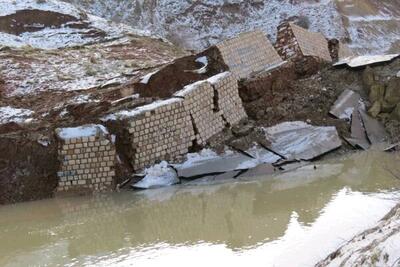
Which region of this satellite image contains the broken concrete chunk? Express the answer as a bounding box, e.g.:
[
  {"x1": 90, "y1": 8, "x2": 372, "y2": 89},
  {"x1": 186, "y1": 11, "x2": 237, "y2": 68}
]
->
[
  {"x1": 330, "y1": 89, "x2": 361, "y2": 120},
  {"x1": 359, "y1": 109, "x2": 389, "y2": 145},
  {"x1": 369, "y1": 84, "x2": 385, "y2": 103},
  {"x1": 263, "y1": 121, "x2": 342, "y2": 161},
  {"x1": 347, "y1": 109, "x2": 370, "y2": 150},
  {"x1": 384, "y1": 77, "x2": 400, "y2": 105},
  {"x1": 174, "y1": 152, "x2": 253, "y2": 178}
]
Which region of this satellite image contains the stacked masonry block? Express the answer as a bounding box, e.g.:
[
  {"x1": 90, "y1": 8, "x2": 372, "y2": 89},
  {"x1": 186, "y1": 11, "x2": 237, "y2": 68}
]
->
[
  {"x1": 56, "y1": 125, "x2": 116, "y2": 192},
  {"x1": 175, "y1": 81, "x2": 225, "y2": 145},
  {"x1": 124, "y1": 98, "x2": 195, "y2": 170},
  {"x1": 208, "y1": 72, "x2": 247, "y2": 125},
  {"x1": 216, "y1": 31, "x2": 283, "y2": 80},
  {"x1": 275, "y1": 22, "x2": 331, "y2": 62}
]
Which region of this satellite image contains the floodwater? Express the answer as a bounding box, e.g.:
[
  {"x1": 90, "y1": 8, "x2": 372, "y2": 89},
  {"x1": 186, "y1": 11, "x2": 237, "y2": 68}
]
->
[{"x1": 0, "y1": 151, "x2": 399, "y2": 267}]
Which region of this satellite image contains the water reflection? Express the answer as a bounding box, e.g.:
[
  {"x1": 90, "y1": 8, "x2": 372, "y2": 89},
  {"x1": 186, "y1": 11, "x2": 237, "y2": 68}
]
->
[{"x1": 0, "y1": 151, "x2": 399, "y2": 267}]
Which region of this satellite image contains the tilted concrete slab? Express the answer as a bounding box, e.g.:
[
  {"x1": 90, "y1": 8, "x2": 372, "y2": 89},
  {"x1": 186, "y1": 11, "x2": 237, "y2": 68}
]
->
[
  {"x1": 359, "y1": 110, "x2": 390, "y2": 145},
  {"x1": 334, "y1": 54, "x2": 400, "y2": 68},
  {"x1": 329, "y1": 89, "x2": 361, "y2": 120},
  {"x1": 237, "y1": 163, "x2": 276, "y2": 181},
  {"x1": 345, "y1": 108, "x2": 370, "y2": 150},
  {"x1": 263, "y1": 121, "x2": 342, "y2": 161}
]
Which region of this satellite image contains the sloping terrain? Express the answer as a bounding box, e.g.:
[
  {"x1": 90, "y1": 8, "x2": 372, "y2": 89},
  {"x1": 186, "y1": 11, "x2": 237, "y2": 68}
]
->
[{"x1": 64, "y1": 0, "x2": 400, "y2": 54}]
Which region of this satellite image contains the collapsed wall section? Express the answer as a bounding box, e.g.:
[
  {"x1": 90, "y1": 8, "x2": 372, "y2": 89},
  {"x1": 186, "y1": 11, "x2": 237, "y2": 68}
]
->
[
  {"x1": 216, "y1": 31, "x2": 283, "y2": 80},
  {"x1": 275, "y1": 22, "x2": 331, "y2": 62},
  {"x1": 105, "y1": 98, "x2": 195, "y2": 170},
  {"x1": 175, "y1": 81, "x2": 225, "y2": 145},
  {"x1": 56, "y1": 125, "x2": 116, "y2": 193},
  {"x1": 207, "y1": 72, "x2": 247, "y2": 125}
]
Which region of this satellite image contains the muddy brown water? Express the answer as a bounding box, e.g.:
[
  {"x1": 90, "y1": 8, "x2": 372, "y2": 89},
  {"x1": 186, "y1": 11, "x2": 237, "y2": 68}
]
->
[{"x1": 0, "y1": 151, "x2": 399, "y2": 267}]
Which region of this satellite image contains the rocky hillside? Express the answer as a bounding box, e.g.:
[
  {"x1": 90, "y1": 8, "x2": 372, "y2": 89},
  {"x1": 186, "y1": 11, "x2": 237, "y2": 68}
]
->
[{"x1": 63, "y1": 0, "x2": 400, "y2": 54}]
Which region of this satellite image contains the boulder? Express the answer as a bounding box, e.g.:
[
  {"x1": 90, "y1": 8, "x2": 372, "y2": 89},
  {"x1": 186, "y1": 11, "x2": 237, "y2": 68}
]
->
[
  {"x1": 368, "y1": 101, "x2": 381, "y2": 118},
  {"x1": 384, "y1": 77, "x2": 400, "y2": 105},
  {"x1": 369, "y1": 83, "x2": 385, "y2": 103}
]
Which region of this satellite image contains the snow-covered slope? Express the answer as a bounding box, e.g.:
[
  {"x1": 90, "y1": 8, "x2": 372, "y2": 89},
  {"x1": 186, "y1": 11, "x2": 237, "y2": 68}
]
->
[
  {"x1": 64, "y1": 0, "x2": 400, "y2": 54},
  {"x1": 0, "y1": 0, "x2": 151, "y2": 49}
]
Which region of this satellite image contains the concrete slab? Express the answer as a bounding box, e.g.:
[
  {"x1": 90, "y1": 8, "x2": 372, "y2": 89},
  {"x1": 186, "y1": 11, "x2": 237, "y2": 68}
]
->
[
  {"x1": 359, "y1": 110, "x2": 389, "y2": 145},
  {"x1": 334, "y1": 54, "x2": 399, "y2": 68},
  {"x1": 245, "y1": 145, "x2": 282, "y2": 164},
  {"x1": 263, "y1": 121, "x2": 342, "y2": 161},
  {"x1": 345, "y1": 109, "x2": 370, "y2": 150},
  {"x1": 175, "y1": 152, "x2": 253, "y2": 178},
  {"x1": 329, "y1": 89, "x2": 361, "y2": 120}
]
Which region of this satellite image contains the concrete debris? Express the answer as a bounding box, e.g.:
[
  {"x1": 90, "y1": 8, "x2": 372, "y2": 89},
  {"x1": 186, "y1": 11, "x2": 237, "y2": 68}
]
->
[
  {"x1": 245, "y1": 145, "x2": 282, "y2": 164},
  {"x1": 174, "y1": 152, "x2": 253, "y2": 178},
  {"x1": 329, "y1": 89, "x2": 361, "y2": 120},
  {"x1": 344, "y1": 109, "x2": 370, "y2": 150},
  {"x1": 334, "y1": 54, "x2": 400, "y2": 68},
  {"x1": 263, "y1": 121, "x2": 342, "y2": 161},
  {"x1": 359, "y1": 110, "x2": 390, "y2": 145}
]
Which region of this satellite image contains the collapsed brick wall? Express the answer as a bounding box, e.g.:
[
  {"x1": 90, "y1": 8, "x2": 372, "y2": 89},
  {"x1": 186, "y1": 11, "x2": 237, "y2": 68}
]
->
[
  {"x1": 106, "y1": 71, "x2": 247, "y2": 171},
  {"x1": 56, "y1": 125, "x2": 116, "y2": 193},
  {"x1": 275, "y1": 22, "x2": 331, "y2": 62},
  {"x1": 122, "y1": 98, "x2": 195, "y2": 170},
  {"x1": 275, "y1": 22, "x2": 302, "y2": 60},
  {"x1": 175, "y1": 81, "x2": 226, "y2": 145},
  {"x1": 207, "y1": 72, "x2": 247, "y2": 126},
  {"x1": 216, "y1": 31, "x2": 283, "y2": 80}
]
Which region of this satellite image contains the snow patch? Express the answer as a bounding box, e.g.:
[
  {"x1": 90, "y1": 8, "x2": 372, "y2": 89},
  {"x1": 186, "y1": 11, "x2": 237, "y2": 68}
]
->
[
  {"x1": 56, "y1": 124, "x2": 108, "y2": 140},
  {"x1": 0, "y1": 106, "x2": 34, "y2": 124},
  {"x1": 133, "y1": 161, "x2": 179, "y2": 189}
]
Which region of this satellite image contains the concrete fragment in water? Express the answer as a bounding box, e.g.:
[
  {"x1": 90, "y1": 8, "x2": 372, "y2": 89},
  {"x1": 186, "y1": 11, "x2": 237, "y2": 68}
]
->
[
  {"x1": 132, "y1": 162, "x2": 179, "y2": 189},
  {"x1": 263, "y1": 121, "x2": 342, "y2": 161},
  {"x1": 329, "y1": 89, "x2": 361, "y2": 120},
  {"x1": 359, "y1": 110, "x2": 389, "y2": 145}
]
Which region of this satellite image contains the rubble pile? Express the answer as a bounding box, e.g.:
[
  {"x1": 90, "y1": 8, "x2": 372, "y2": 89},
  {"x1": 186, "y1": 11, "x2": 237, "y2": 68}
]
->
[{"x1": 1, "y1": 17, "x2": 400, "y2": 203}]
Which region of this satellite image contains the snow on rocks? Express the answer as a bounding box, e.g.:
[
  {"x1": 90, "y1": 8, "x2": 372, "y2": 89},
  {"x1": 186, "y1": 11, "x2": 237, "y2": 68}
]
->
[{"x1": 0, "y1": 106, "x2": 34, "y2": 124}]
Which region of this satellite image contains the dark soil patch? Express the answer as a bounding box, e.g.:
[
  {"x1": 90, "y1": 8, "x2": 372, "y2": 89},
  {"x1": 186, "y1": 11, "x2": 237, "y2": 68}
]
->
[
  {"x1": 134, "y1": 46, "x2": 228, "y2": 98},
  {"x1": 0, "y1": 127, "x2": 58, "y2": 204}
]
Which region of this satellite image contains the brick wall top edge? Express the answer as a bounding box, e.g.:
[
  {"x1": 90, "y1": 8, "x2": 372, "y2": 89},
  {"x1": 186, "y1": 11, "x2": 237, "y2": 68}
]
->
[
  {"x1": 174, "y1": 79, "x2": 212, "y2": 97},
  {"x1": 55, "y1": 124, "x2": 108, "y2": 141},
  {"x1": 102, "y1": 97, "x2": 184, "y2": 122}
]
